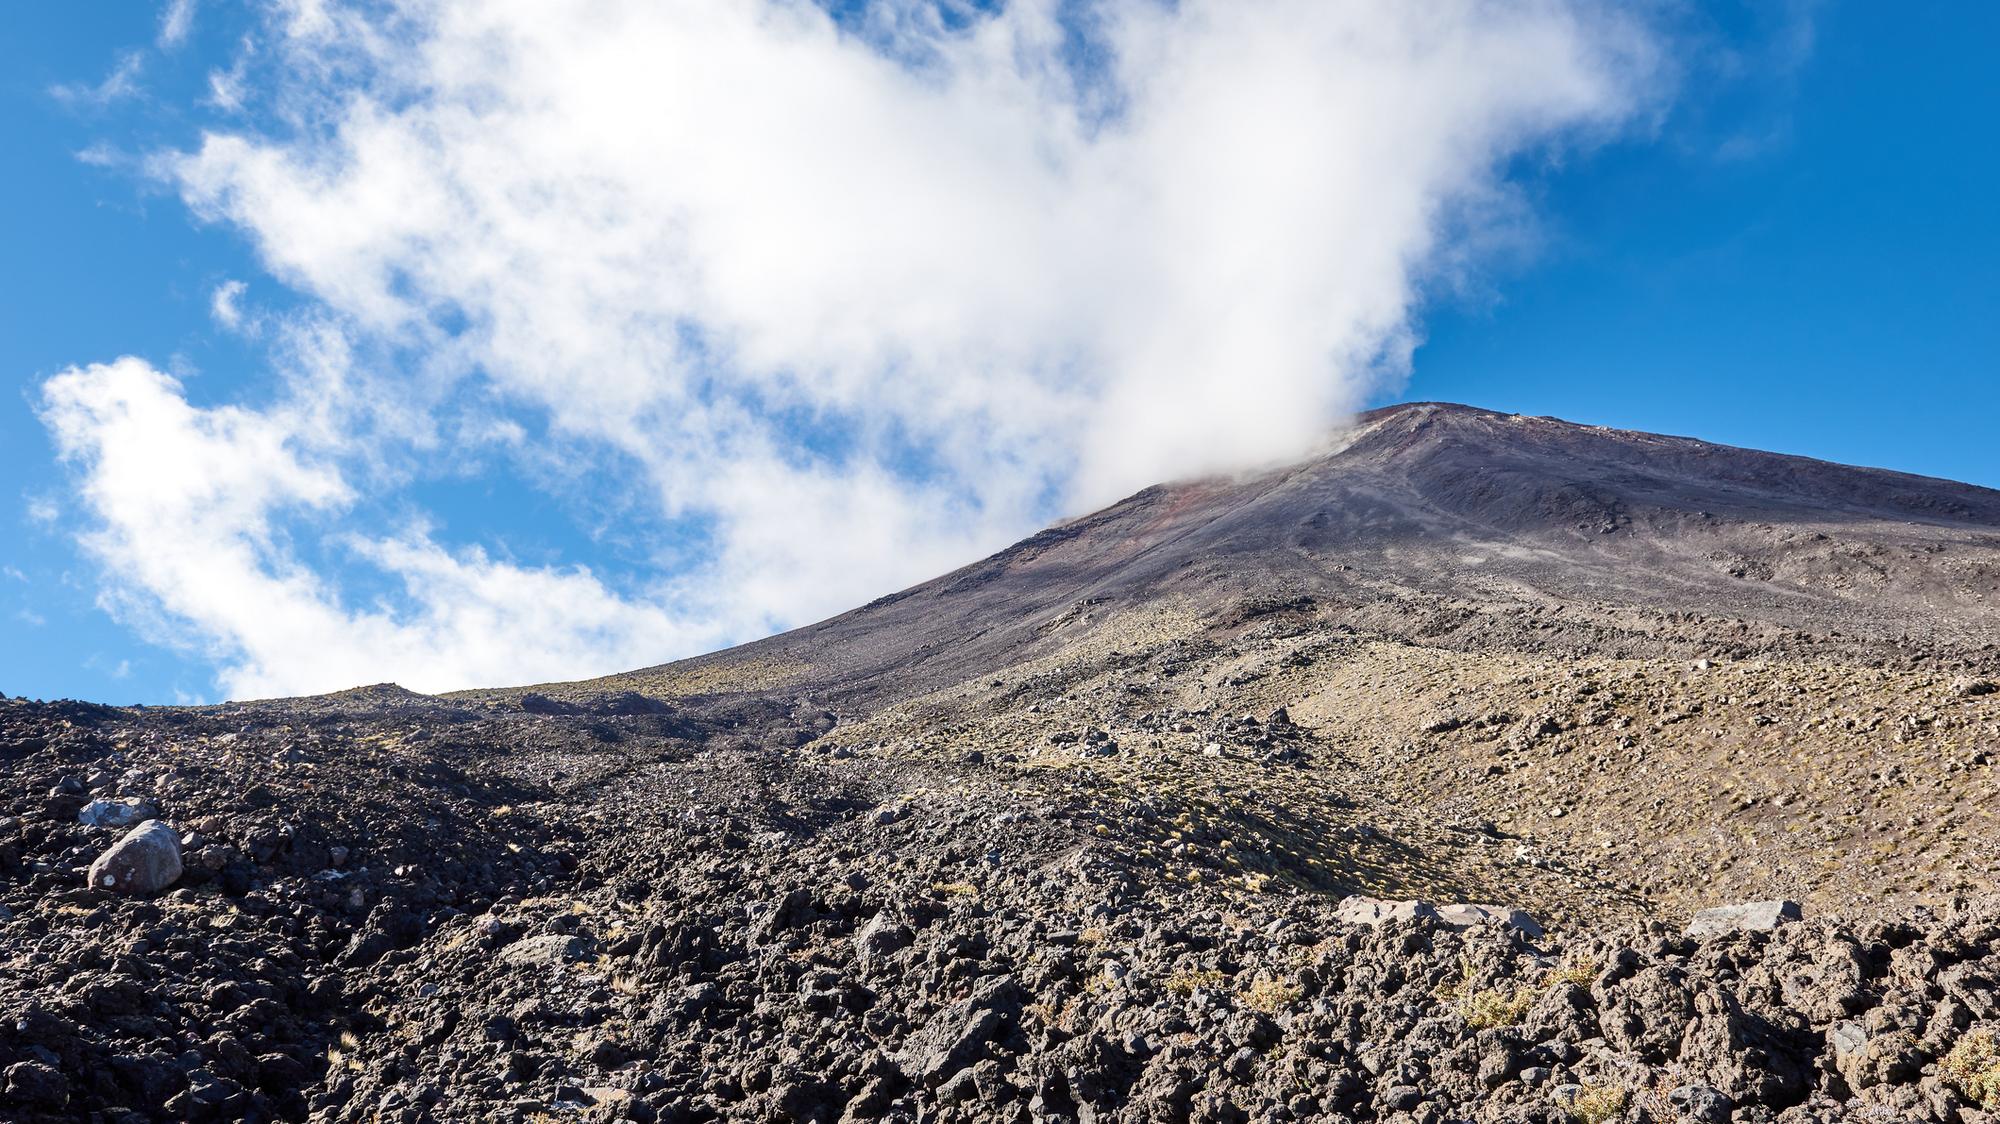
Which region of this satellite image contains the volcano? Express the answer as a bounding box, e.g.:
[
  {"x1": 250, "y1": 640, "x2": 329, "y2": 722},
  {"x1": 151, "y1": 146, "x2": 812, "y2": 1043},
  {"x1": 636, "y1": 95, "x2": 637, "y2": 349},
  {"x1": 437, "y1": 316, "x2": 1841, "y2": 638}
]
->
[
  {"x1": 5, "y1": 403, "x2": 1999, "y2": 1123},
  {"x1": 577, "y1": 401, "x2": 2000, "y2": 708}
]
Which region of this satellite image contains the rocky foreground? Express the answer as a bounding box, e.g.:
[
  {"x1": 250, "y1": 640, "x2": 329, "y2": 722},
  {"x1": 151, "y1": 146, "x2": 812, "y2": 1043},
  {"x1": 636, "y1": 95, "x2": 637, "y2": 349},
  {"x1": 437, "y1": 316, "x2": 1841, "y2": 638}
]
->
[{"x1": 4, "y1": 691, "x2": 2000, "y2": 1124}]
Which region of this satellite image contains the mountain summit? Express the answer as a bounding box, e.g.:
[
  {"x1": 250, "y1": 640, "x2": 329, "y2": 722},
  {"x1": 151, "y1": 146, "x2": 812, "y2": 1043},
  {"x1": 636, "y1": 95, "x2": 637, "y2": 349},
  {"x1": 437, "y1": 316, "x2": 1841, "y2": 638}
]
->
[
  {"x1": 589, "y1": 401, "x2": 2000, "y2": 708},
  {"x1": 6, "y1": 403, "x2": 2000, "y2": 1123}
]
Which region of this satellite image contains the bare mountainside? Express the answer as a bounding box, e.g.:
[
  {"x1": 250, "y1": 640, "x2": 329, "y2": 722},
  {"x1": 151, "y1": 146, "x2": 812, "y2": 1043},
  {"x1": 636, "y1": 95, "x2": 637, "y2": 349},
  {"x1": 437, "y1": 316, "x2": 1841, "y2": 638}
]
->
[
  {"x1": 6, "y1": 402, "x2": 2000, "y2": 1124},
  {"x1": 508, "y1": 401, "x2": 2000, "y2": 920},
  {"x1": 568, "y1": 401, "x2": 2000, "y2": 709}
]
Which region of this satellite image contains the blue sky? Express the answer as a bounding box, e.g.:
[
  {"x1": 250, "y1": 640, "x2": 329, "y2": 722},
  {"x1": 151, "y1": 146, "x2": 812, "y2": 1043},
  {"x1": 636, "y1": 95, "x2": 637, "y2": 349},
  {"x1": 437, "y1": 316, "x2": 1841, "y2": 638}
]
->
[
  {"x1": 1, "y1": 1, "x2": 1994, "y2": 705},
  {"x1": 1408, "y1": 3, "x2": 1999, "y2": 484}
]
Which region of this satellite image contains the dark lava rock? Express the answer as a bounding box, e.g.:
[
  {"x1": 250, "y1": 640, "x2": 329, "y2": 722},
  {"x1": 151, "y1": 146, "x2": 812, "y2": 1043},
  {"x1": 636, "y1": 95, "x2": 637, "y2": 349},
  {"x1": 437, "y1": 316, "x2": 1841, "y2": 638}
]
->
[{"x1": 4, "y1": 1061, "x2": 66, "y2": 1108}]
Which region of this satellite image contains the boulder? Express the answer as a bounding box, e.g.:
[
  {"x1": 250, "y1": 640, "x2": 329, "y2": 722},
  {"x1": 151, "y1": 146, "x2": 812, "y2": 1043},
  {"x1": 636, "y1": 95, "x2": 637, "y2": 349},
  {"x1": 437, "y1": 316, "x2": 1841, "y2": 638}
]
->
[
  {"x1": 1685, "y1": 900, "x2": 1802, "y2": 939},
  {"x1": 1336, "y1": 896, "x2": 1439, "y2": 927},
  {"x1": 1435, "y1": 902, "x2": 1545, "y2": 939},
  {"x1": 1667, "y1": 1085, "x2": 1732, "y2": 1124},
  {"x1": 895, "y1": 976, "x2": 1024, "y2": 1084},
  {"x1": 854, "y1": 911, "x2": 914, "y2": 972},
  {"x1": 86, "y1": 820, "x2": 183, "y2": 895},
  {"x1": 3, "y1": 1061, "x2": 66, "y2": 1108},
  {"x1": 1832, "y1": 1023, "x2": 1923, "y2": 1091},
  {"x1": 496, "y1": 934, "x2": 586, "y2": 968}
]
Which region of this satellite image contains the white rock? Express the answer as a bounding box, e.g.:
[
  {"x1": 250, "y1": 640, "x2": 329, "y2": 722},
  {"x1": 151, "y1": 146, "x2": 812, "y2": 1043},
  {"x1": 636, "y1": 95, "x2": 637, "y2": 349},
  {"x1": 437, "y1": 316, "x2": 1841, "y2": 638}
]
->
[
  {"x1": 78, "y1": 798, "x2": 156, "y2": 829},
  {"x1": 497, "y1": 934, "x2": 585, "y2": 968},
  {"x1": 1684, "y1": 899, "x2": 1802, "y2": 939},
  {"x1": 1335, "y1": 896, "x2": 1439, "y2": 926},
  {"x1": 1337, "y1": 896, "x2": 1543, "y2": 938}
]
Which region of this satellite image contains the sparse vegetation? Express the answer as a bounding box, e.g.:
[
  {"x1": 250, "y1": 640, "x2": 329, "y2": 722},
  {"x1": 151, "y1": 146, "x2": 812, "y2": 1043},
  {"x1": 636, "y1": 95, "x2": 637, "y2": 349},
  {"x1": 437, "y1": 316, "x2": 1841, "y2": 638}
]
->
[
  {"x1": 1547, "y1": 955, "x2": 1599, "y2": 988},
  {"x1": 1437, "y1": 956, "x2": 1539, "y2": 1028},
  {"x1": 1564, "y1": 1082, "x2": 1629, "y2": 1124},
  {"x1": 1944, "y1": 1028, "x2": 2000, "y2": 1110},
  {"x1": 1241, "y1": 975, "x2": 1302, "y2": 1013},
  {"x1": 1165, "y1": 969, "x2": 1226, "y2": 997},
  {"x1": 1460, "y1": 983, "x2": 1539, "y2": 1029}
]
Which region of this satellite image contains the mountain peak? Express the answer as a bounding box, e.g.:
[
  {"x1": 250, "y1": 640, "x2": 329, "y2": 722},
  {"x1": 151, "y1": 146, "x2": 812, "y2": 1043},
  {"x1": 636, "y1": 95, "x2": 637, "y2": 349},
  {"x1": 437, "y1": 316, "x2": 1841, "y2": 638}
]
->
[{"x1": 549, "y1": 403, "x2": 2000, "y2": 719}]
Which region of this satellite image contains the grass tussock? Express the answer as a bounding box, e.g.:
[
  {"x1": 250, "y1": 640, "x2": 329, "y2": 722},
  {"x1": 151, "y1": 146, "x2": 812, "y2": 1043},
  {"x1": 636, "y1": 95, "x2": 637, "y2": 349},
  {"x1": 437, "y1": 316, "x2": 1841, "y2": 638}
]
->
[
  {"x1": 1240, "y1": 975, "x2": 1302, "y2": 1014},
  {"x1": 1546, "y1": 956, "x2": 1600, "y2": 988},
  {"x1": 1563, "y1": 1083, "x2": 1628, "y2": 1124},
  {"x1": 1165, "y1": 969, "x2": 1226, "y2": 997},
  {"x1": 1460, "y1": 984, "x2": 1539, "y2": 1029},
  {"x1": 1944, "y1": 1028, "x2": 2000, "y2": 1110},
  {"x1": 1434, "y1": 956, "x2": 1539, "y2": 1029}
]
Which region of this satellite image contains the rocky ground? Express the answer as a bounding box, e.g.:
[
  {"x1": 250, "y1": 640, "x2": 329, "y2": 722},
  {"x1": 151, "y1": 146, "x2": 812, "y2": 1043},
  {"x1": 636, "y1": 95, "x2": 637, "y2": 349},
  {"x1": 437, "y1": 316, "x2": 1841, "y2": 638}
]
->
[
  {"x1": 8, "y1": 404, "x2": 2000, "y2": 1122},
  {"x1": 4, "y1": 667, "x2": 2000, "y2": 1124}
]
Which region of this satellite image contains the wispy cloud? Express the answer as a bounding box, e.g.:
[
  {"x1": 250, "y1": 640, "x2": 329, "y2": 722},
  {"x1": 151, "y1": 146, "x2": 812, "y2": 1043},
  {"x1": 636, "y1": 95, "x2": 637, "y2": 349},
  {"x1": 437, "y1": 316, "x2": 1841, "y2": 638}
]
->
[
  {"x1": 51, "y1": 51, "x2": 145, "y2": 108},
  {"x1": 210, "y1": 280, "x2": 251, "y2": 332},
  {"x1": 159, "y1": 0, "x2": 199, "y2": 49},
  {"x1": 46, "y1": 0, "x2": 1667, "y2": 698},
  {"x1": 1694, "y1": 0, "x2": 1822, "y2": 162},
  {"x1": 85, "y1": 653, "x2": 135, "y2": 679}
]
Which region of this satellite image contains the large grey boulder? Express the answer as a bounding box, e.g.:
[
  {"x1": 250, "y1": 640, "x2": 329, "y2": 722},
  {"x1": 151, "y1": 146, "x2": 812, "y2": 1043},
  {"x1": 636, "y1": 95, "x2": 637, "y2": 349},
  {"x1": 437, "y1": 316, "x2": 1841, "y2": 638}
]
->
[
  {"x1": 1685, "y1": 900, "x2": 1802, "y2": 939},
  {"x1": 86, "y1": 820, "x2": 183, "y2": 895}
]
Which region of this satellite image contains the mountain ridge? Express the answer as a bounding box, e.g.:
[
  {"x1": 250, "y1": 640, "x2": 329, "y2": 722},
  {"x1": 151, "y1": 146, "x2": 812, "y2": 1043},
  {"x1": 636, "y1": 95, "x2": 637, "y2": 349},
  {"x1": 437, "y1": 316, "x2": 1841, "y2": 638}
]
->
[{"x1": 514, "y1": 401, "x2": 2000, "y2": 713}]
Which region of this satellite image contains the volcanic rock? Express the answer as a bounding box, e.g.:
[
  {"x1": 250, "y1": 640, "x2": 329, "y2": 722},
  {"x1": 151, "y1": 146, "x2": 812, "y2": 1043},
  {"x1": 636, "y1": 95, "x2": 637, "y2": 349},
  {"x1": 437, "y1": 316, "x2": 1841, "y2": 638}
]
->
[
  {"x1": 84, "y1": 819, "x2": 183, "y2": 895},
  {"x1": 77, "y1": 797, "x2": 155, "y2": 829},
  {"x1": 1685, "y1": 899, "x2": 1804, "y2": 938}
]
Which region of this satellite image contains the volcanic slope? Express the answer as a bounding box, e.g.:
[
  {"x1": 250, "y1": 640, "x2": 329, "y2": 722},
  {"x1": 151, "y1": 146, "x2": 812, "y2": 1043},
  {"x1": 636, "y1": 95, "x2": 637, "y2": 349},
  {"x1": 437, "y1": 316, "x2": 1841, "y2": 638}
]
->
[
  {"x1": 5, "y1": 403, "x2": 2000, "y2": 1124},
  {"x1": 579, "y1": 400, "x2": 2000, "y2": 707},
  {"x1": 532, "y1": 401, "x2": 2000, "y2": 921}
]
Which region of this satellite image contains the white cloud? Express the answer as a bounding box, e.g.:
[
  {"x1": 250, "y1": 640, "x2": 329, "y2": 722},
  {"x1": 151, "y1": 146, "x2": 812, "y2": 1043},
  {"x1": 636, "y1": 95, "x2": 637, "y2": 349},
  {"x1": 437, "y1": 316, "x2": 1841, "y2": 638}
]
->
[
  {"x1": 48, "y1": 0, "x2": 1666, "y2": 698},
  {"x1": 51, "y1": 51, "x2": 145, "y2": 108},
  {"x1": 75, "y1": 144, "x2": 126, "y2": 169},
  {"x1": 41, "y1": 357, "x2": 732, "y2": 697},
  {"x1": 160, "y1": 0, "x2": 198, "y2": 49},
  {"x1": 210, "y1": 279, "x2": 250, "y2": 331}
]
